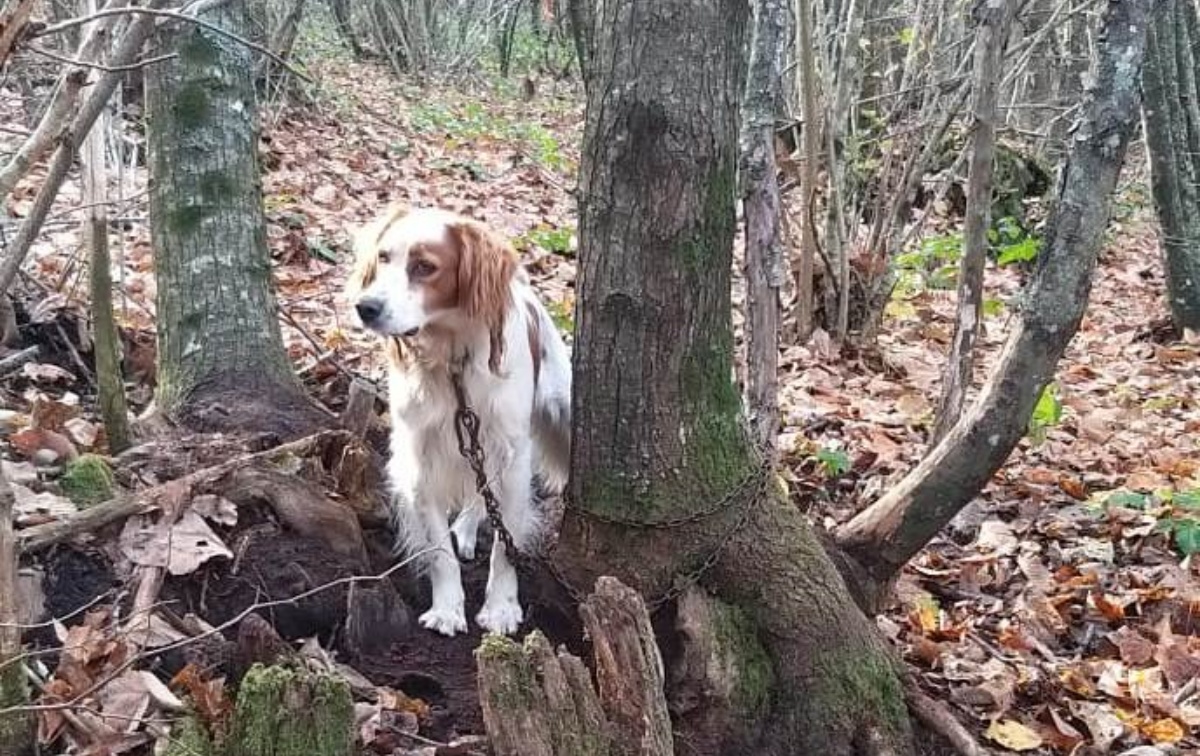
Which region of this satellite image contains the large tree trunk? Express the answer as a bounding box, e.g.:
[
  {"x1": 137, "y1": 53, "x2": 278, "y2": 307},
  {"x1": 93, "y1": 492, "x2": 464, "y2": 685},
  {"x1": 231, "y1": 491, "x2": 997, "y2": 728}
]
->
[
  {"x1": 836, "y1": 0, "x2": 1156, "y2": 603},
  {"x1": 1143, "y1": 0, "x2": 1200, "y2": 334},
  {"x1": 145, "y1": 0, "x2": 323, "y2": 436},
  {"x1": 556, "y1": 0, "x2": 912, "y2": 753}
]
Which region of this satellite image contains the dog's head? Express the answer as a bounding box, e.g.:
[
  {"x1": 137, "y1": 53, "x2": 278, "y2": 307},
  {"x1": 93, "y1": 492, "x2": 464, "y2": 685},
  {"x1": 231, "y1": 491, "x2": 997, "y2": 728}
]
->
[{"x1": 346, "y1": 206, "x2": 517, "y2": 372}]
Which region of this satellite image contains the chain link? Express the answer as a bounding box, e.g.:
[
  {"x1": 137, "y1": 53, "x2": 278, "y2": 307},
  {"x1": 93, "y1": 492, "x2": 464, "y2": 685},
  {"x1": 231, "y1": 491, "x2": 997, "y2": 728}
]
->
[{"x1": 449, "y1": 364, "x2": 771, "y2": 612}]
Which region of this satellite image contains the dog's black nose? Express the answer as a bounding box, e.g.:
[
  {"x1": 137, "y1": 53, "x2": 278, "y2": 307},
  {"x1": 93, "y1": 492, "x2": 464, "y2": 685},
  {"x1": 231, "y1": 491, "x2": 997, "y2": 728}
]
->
[{"x1": 356, "y1": 298, "x2": 383, "y2": 324}]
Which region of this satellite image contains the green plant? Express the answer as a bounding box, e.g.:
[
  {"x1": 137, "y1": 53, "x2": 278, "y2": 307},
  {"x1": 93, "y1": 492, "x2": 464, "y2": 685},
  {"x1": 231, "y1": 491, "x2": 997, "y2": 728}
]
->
[
  {"x1": 1026, "y1": 382, "x2": 1063, "y2": 445},
  {"x1": 546, "y1": 299, "x2": 574, "y2": 334},
  {"x1": 816, "y1": 447, "x2": 852, "y2": 478},
  {"x1": 1100, "y1": 487, "x2": 1200, "y2": 557},
  {"x1": 522, "y1": 224, "x2": 574, "y2": 256},
  {"x1": 895, "y1": 232, "x2": 962, "y2": 292},
  {"x1": 989, "y1": 217, "x2": 1041, "y2": 266}
]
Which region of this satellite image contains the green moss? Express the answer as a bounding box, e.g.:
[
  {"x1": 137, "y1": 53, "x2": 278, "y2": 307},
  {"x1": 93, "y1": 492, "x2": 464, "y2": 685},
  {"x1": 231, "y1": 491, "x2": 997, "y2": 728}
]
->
[
  {"x1": 711, "y1": 600, "x2": 774, "y2": 715},
  {"x1": 162, "y1": 713, "x2": 213, "y2": 756},
  {"x1": 170, "y1": 205, "x2": 207, "y2": 236},
  {"x1": 174, "y1": 80, "x2": 212, "y2": 128},
  {"x1": 229, "y1": 663, "x2": 353, "y2": 756},
  {"x1": 59, "y1": 453, "x2": 114, "y2": 506},
  {"x1": 0, "y1": 656, "x2": 31, "y2": 755},
  {"x1": 676, "y1": 162, "x2": 737, "y2": 275},
  {"x1": 198, "y1": 171, "x2": 234, "y2": 202},
  {"x1": 179, "y1": 30, "x2": 221, "y2": 68},
  {"x1": 680, "y1": 327, "x2": 751, "y2": 495},
  {"x1": 811, "y1": 650, "x2": 909, "y2": 737}
]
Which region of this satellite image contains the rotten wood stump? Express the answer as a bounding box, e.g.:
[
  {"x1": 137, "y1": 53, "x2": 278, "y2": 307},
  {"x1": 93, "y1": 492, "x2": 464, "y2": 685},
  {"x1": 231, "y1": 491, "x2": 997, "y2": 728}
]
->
[{"x1": 476, "y1": 576, "x2": 672, "y2": 756}]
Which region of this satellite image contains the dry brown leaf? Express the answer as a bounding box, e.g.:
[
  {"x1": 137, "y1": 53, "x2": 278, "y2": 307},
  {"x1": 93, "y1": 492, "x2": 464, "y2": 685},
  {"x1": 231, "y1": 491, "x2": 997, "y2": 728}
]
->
[
  {"x1": 10, "y1": 427, "x2": 78, "y2": 462},
  {"x1": 1110, "y1": 627, "x2": 1156, "y2": 666},
  {"x1": 983, "y1": 719, "x2": 1043, "y2": 751},
  {"x1": 119, "y1": 510, "x2": 232, "y2": 576}
]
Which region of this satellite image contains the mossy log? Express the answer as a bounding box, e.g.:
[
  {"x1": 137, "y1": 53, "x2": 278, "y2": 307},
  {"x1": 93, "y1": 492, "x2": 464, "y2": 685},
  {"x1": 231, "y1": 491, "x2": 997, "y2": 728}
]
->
[
  {"x1": 476, "y1": 577, "x2": 671, "y2": 756},
  {"x1": 226, "y1": 663, "x2": 354, "y2": 756}
]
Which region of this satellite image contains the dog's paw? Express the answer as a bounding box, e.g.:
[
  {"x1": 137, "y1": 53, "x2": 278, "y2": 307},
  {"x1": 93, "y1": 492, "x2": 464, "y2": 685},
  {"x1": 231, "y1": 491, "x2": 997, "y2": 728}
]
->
[
  {"x1": 476, "y1": 600, "x2": 523, "y2": 636},
  {"x1": 419, "y1": 606, "x2": 468, "y2": 637}
]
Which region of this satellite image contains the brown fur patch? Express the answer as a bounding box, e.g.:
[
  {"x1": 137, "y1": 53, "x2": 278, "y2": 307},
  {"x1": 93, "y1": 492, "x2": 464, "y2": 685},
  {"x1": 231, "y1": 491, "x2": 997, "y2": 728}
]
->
[
  {"x1": 525, "y1": 300, "x2": 542, "y2": 389},
  {"x1": 449, "y1": 220, "x2": 517, "y2": 374}
]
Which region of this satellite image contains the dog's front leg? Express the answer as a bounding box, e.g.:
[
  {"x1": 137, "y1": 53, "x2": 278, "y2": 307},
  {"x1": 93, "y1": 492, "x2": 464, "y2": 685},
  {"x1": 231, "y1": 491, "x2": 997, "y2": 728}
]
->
[
  {"x1": 475, "y1": 452, "x2": 533, "y2": 636},
  {"x1": 414, "y1": 500, "x2": 468, "y2": 636}
]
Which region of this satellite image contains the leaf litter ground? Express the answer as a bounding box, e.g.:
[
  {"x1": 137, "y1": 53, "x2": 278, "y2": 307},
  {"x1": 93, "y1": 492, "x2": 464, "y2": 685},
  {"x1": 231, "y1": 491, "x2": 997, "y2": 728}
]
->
[{"x1": 1, "y1": 51, "x2": 1198, "y2": 755}]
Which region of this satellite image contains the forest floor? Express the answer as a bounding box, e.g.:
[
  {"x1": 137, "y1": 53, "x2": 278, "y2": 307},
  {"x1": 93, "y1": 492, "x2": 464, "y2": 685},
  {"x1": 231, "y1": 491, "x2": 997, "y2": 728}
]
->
[{"x1": 2, "y1": 45, "x2": 1199, "y2": 756}]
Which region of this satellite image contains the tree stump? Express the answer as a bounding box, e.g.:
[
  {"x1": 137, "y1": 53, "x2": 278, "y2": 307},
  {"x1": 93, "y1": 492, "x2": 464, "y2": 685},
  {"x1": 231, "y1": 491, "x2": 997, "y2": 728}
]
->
[
  {"x1": 226, "y1": 663, "x2": 354, "y2": 756},
  {"x1": 476, "y1": 576, "x2": 672, "y2": 756}
]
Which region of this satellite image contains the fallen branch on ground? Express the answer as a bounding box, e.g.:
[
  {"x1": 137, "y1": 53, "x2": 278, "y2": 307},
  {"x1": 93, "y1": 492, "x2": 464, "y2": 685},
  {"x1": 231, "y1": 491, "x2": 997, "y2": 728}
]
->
[{"x1": 18, "y1": 429, "x2": 350, "y2": 553}]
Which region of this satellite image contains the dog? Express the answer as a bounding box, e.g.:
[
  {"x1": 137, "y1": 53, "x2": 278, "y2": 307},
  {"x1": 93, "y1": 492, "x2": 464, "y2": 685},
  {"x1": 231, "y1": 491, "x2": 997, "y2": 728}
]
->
[{"x1": 346, "y1": 205, "x2": 571, "y2": 637}]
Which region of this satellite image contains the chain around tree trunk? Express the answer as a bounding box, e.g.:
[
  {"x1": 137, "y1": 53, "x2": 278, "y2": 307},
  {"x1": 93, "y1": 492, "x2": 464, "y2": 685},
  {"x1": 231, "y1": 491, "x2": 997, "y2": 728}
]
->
[{"x1": 448, "y1": 361, "x2": 773, "y2": 612}]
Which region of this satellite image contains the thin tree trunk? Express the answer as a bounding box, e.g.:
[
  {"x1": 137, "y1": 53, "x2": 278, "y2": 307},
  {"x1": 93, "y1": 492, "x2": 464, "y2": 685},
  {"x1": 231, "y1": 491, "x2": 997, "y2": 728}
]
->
[
  {"x1": 557, "y1": 0, "x2": 912, "y2": 752},
  {"x1": 741, "y1": 0, "x2": 787, "y2": 449},
  {"x1": 794, "y1": 0, "x2": 819, "y2": 340},
  {"x1": 82, "y1": 6, "x2": 132, "y2": 453},
  {"x1": 836, "y1": 0, "x2": 1156, "y2": 601},
  {"x1": 145, "y1": 0, "x2": 322, "y2": 435},
  {"x1": 0, "y1": 0, "x2": 36, "y2": 68},
  {"x1": 0, "y1": 1, "x2": 165, "y2": 299},
  {"x1": 933, "y1": 0, "x2": 1017, "y2": 443},
  {"x1": 0, "y1": 0, "x2": 131, "y2": 201},
  {"x1": 1143, "y1": 0, "x2": 1200, "y2": 333},
  {"x1": 0, "y1": 461, "x2": 31, "y2": 756}
]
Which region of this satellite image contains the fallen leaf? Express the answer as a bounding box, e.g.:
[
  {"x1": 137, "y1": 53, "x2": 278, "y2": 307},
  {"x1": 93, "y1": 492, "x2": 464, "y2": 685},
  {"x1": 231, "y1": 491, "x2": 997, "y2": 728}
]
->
[
  {"x1": 10, "y1": 427, "x2": 78, "y2": 462},
  {"x1": 1070, "y1": 700, "x2": 1127, "y2": 751},
  {"x1": 63, "y1": 417, "x2": 101, "y2": 448},
  {"x1": 22, "y1": 362, "x2": 74, "y2": 384},
  {"x1": 1139, "y1": 717, "x2": 1184, "y2": 744},
  {"x1": 119, "y1": 510, "x2": 233, "y2": 575},
  {"x1": 984, "y1": 719, "x2": 1043, "y2": 751},
  {"x1": 1109, "y1": 627, "x2": 1155, "y2": 666}
]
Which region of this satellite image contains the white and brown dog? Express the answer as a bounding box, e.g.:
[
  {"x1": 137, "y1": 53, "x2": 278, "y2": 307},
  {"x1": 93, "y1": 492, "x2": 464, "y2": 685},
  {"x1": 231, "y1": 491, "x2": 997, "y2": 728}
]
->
[{"x1": 346, "y1": 206, "x2": 571, "y2": 637}]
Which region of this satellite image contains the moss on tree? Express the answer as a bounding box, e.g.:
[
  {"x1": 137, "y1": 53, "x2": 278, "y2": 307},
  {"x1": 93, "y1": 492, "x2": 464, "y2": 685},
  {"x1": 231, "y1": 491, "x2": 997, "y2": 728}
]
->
[
  {"x1": 227, "y1": 663, "x2": 353, "y2": 756},
  {"x1": 0, "y1": 659, "x2": 30, "y2": 756},
  {"x1": 162, "y1": 714, "x2": 214, "y2": 756},
  {"x1": 709, "y1": 599, "x2": 774, "y2": 716}
]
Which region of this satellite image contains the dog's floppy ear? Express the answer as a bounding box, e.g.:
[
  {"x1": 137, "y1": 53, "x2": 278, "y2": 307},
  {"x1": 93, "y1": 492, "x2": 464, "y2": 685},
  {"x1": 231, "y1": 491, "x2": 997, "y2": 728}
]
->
[{"x1": 450, "y1": 219, "x2": 516, "y2": 374}]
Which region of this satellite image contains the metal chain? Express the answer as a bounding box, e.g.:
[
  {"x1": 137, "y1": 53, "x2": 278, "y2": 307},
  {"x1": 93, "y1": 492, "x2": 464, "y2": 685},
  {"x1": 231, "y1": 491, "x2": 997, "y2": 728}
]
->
[{"x1": 448, "y1": 364, "x2": 772, "y2": 612}]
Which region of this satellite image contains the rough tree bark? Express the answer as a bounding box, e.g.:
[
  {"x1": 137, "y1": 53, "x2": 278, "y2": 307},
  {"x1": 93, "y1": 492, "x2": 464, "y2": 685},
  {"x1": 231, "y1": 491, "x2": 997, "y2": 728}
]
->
[
  {"x1": 0, "y1": 463, "x2": 32, "y2": 756},
  {"x1": 1143, "y1": 0, "x2": 1200, "y2": 334},
  {"x1": 740, "y1": 0, "x2": 787, "y2": 448},
  {"x1": 836, "y1": 0, "x2": 1156, "y2": 605},
  {"x1": 81, "y1": 10, "x2": 132, "y2": 453},
  {"x1": 793, "y1": 0, "x2": 819, "y2": 340},
  {"x1": 557, "y1": 0, "x2": 911, "y2": 753},
  {"x1": 933, "y1": 0, "x2": 1017, "y2": 443},
  {"x1": 145, "y1": 0, "x2": 323, "y2": 435}
]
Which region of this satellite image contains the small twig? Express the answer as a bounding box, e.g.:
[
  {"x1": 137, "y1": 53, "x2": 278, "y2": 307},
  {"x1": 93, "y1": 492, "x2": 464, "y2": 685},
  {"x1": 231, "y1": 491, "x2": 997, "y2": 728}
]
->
[
  {"x1": 25, "y1": 44, "x2": 178, "y2": 72},
  {"x1": 55, "y1": 322, "x2": 95, "y2": 389},
  {"x1": 0, "y1": 542, "x2": 440, "y2": 717},
  {"x1": 0, "y1": 589, "x2": 114, "y2": 630},
  {"x1": 0, "y1": 345, "x2": 39, "y2": 376},
  {"x1": 30, "y1": 6, "x2": 314, "y2": 83},
  {"x1": 18, "y1": 430, "x2": 348, "y2": 553}
]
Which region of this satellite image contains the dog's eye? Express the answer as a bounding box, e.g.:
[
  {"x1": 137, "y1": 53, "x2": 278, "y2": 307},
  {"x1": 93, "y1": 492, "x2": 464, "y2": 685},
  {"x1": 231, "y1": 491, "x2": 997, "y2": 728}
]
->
[
  {"x1": 409, "y1": 259, "x2": 436, "y2": 279},
  {"x1": 377, "y1": 250, "x2": 392, "y2": 264}
]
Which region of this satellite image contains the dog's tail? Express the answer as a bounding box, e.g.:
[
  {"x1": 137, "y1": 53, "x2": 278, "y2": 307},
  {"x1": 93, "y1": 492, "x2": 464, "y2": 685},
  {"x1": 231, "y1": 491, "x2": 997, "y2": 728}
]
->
[{"x1": 529, "y1": 299, "x2": 572, "y2": 496}]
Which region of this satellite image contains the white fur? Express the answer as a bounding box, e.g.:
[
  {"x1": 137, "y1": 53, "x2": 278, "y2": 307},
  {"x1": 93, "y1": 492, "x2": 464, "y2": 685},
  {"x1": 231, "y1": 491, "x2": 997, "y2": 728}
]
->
[{"x1": 355, "y1": 209, "x2": 572, "y2": 637}]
